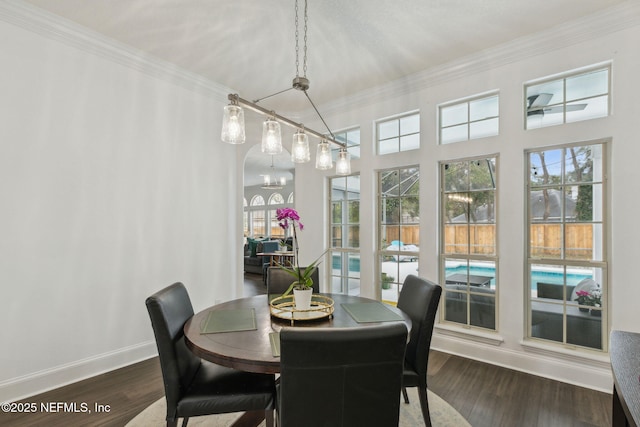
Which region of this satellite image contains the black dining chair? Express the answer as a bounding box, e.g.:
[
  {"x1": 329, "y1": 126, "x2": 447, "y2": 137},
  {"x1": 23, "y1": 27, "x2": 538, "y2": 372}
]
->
[
  {"x1": 266, "y1": 266, "x2": 319, "y2": 299},
  {"x1": 278, "y1": 323, "x2": 407, "y2": 427},
  {"x1": 397, "y1": 274, "x2": 442, "y2": 427},
  {"x1": 145, "y1": 282, "x2": 276, "y2": 427}
]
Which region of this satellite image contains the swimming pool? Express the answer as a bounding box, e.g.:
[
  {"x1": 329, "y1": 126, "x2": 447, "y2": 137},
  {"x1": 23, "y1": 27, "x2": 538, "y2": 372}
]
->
[
  {"x1": 445, "y1": 264, "x2": 593, "y2": 290},
  {"x1": 332, "y1": 254, "x2": 594, "y2": 291}
]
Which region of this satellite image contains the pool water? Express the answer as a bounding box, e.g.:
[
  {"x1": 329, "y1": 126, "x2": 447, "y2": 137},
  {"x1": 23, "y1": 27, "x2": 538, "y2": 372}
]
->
[
  {"x1": 332, "y1": 254, "x2": 593, "y2": 291},
  {"x1": 445, "y1": 265, "x2": 592, "y2": 290}
]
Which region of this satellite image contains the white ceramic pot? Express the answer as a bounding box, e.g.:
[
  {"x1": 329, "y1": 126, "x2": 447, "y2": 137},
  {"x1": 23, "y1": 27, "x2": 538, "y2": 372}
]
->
[{"x1": 293, "y1": 287, "x2": 313, "y2": 310}]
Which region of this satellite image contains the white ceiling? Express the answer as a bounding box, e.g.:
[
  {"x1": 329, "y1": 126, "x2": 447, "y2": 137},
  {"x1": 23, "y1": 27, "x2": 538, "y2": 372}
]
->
[
  {"x1": 18, "y1": 0, "x2": 627, "y2": 185},
  {"x1": 20, "y1": 0, "x2": 626, "y2": 109}
]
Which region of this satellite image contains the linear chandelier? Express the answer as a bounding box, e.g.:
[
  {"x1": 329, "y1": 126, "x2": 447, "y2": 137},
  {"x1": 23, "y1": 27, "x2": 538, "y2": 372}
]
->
[
  {"x1": 261, "y1": 156, "x2": 286, "y2": 190},
  {"x1": 221, "y1": 0, "x2": 351, "y2": 176}
]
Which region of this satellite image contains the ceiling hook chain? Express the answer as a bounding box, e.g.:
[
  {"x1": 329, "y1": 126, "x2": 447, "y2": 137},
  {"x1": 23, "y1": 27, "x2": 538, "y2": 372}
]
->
[
  {"x1": 294, "y1": 0, "x2": 299, "y2": 77},
  {"x1": 294, "y1": 0, "x2": 308, "y2": 78},
  {"x1": 303, "y1": 0, "x2": 308, "y2": 77}
]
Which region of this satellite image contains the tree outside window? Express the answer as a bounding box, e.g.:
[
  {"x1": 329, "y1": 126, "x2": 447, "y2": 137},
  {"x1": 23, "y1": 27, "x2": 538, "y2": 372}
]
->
[
  {"x1": 526, "y1": 142, "x2": 607, "y2": 351},
  {"x1": 441, "y1": 157, "x2": 498, "y2": 331}
]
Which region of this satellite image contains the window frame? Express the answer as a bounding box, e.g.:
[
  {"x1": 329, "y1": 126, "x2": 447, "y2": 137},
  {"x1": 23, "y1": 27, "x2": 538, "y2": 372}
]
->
[
  {"x1": 439, "y1": 156, "x2": 499, "y2": 331},
  {"x1": 377, "y1": 166, "x2": 420, "y2": 303},
  {"x1": 376, "y1": 111, "x2": 420, "y2": 155},
  {"x1": 268, "y1": 192, "x2": 285, "y2": 239},
  {"x1": 439, "y1": 92, "x2": 500, "y2": 145},
  {"x1": 331, "y1": 127, "x2": 361, "y2": 160},
  {"x1": 328, "y1": 174, "x2": 361, "y2": 296},
  {"x1": 525, "y1": 140, "x2": 608, "y2": 352},
  {"x1": 524, "y1": 64, "x2": 611, "y2": 130}
]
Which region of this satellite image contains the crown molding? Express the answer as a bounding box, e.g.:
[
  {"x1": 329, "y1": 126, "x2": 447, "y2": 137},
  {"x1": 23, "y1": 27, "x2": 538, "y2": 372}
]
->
[
  {"x1": 0, "y1": 0, "x2": 232, "y2": 102},
  {"x1": 315, "y1": 0, "x2": 640, "y2": 118},
  {"x1": 2, "y1": 0, "x2": 638, "y2": 117}
]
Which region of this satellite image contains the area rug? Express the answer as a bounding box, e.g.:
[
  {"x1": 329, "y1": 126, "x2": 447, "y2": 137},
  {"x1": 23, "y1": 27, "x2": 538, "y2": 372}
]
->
[{"x1": 126, "y1": 387, "x2": 470, "y2": 427}]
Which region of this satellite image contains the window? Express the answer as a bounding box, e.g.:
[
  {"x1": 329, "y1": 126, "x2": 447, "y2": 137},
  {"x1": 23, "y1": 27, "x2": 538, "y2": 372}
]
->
[
  {"x1": 378, "y1": 167, "x2": 420, "y2": 303},
  {"x1": 268, "y1": 193, "x2": 285, "y2": 238},
  {"x1": 526, "y1": 142, "x2": 607, "y2": 351},
  {"x1": 332, "y1": 128, "x2": 361, "y2": 160},
  {"x1": 525, "y1": 65, "x2": 610, "y2": 130},
  {"x1": 249, "y1": 195, "x2": 266, "y2": 237},
  {"x1": 329, "y1": 175, "x2": 361, "y2": 295},
  {"x1": 440, "y1": 157, "x2": 498, "y2": 330},
  {"x1": 243, "y1": 197, "x2": 249, "y2": 237},
  {"x1": 440, "y1": 94, "x2": 499, "y2": 144},
  {"x1": 377, "y1": 112, "x2": 420, "y2": 154}
]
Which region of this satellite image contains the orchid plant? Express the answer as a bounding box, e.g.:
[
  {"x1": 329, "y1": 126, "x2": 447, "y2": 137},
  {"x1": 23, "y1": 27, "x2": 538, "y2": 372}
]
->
[{"x1": 275, "y1": 208, "x2": 325, "y2": 296}]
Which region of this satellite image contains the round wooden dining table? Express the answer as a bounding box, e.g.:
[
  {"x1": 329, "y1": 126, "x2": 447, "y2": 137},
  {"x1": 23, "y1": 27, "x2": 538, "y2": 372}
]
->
[{"x1": 184, "y1": 293, "x2": 411, "y2": 374}]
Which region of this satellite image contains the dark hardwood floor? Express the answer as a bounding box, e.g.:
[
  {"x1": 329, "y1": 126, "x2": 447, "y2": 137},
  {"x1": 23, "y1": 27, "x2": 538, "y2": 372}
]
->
[{"x1": 1, "y1": 273, "x2": 612, "y2": 427}]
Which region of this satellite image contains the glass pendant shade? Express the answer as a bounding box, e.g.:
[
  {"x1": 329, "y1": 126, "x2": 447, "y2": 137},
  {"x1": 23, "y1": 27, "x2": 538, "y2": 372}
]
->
[
  {"x1": 315, "y1": 140, "x2": 333, "y2": 170},
  {"x1": 291, "y1": 130, "x2": 311, "y2": 163},
  {"x1": 221, "y1": 105, "x2": 245, "y2": 144},
  {"x1": 262, "y1": 119, "x2": 283, "y2": 154},
  {"x1": 336, "y1": 149, "x2": 351, "y2": 175}
]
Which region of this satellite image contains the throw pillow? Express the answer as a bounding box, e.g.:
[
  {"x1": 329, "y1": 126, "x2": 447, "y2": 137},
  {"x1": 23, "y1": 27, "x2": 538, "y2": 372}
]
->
[{"x1": 248, "y1": 238, "x2": 260, "y2": 257}]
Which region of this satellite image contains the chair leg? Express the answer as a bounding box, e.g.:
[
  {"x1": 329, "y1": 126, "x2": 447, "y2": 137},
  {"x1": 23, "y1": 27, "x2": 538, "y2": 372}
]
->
[
  {"x1": 265, "y1": 409, "x2": 274, "y2": 427},
  {"x1": 166, "y1": 420, "x2": 178, "y2": 427},
  {"x1": 402, "y1": 387, "x2": 410, "y2": 404},
  {"x1": 417, "y1": 387, "x2": 432, "y2": 427},
  {"x1": 181, "y1": 417, "x2": 189, "y2": 427}
]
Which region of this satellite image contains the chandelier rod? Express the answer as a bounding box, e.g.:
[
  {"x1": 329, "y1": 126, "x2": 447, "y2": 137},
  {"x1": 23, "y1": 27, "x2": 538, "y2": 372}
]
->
[
  {"x1": 228, "y1": 93, "x2": 346, "y2": 149},
  {"x1": 303, "y1": 90, "x2": 336, "y2": 140},
  {"x1": 252, "y1": 86, "x2": 294, "y2": 104}
]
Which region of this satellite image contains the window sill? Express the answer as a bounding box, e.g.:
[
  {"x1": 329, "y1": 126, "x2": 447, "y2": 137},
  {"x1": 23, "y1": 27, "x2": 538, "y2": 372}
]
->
[
  {"x1": 520, "y1": 339, "x2": 610, "y2": 369},
  {"x1": 435, "y1": 323, "x2": 504, "y2": 346}
]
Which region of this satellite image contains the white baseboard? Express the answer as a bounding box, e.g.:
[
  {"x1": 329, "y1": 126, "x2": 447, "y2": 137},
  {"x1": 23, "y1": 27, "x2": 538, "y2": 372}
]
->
[
  {"x1": 1, "y1": 333, "x2": 614, "y2": 404},
  {"x1": 0, "y1": 341, "x2": 158, "y2": 403}
]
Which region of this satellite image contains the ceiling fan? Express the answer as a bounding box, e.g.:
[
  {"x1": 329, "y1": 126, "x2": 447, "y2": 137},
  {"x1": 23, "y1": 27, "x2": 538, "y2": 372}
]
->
[{"x1": 526, "y1": 93, "x2": 587, "y2": 116}]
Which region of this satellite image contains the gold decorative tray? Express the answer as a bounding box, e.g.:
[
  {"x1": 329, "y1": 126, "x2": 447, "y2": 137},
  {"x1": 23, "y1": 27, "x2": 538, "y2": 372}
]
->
[{"x1": 270, "y1": 295, "x2": 334, "y2": 325}]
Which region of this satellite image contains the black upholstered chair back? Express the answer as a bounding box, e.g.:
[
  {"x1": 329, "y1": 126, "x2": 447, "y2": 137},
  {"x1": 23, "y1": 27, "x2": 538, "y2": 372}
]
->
[
  {"x1": 397, "y1": 275, "x2": 442, "y2": 378},
  {"x1": 279, "y1": 323, "x2": 407, "y2": 427},
  {"x1": 145, "y1": 282, "x2": 201, "y2": 420},
  {"x1": 266, "y1": 266, "x2": 319, "y2": 297}
]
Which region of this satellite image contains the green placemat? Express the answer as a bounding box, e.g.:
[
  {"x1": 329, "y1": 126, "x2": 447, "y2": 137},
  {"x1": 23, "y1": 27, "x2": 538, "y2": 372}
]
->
[
  {"x1": 341, "y1": 302, "x2": 404, "y2": 323},
  {"x1": 200, "y1": 308, "x2": 257, "y2": 334},
  {"x1": 269, "y1": 332, "x2": 280, "y2": 357}
]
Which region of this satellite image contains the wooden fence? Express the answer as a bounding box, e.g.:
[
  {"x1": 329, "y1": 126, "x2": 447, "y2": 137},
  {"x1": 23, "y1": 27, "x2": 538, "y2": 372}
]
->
[
  {"x1": 444, "y1": 224, "x2": 594, "y2": 259},
  {"x1": 259, "y1": 222, "x2": 594, "y2": 260},
  {"x1": 444, "y1": 224, "x2": 496, "y2": 255},
  {"x1": 383, "y1": 226, "x2": 420, "y2": 246}
]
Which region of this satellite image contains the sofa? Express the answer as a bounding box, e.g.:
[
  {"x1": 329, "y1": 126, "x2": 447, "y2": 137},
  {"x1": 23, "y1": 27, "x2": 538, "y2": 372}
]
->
[{"x1": 243, "y1": 239, "x2": 281, "y2": 275}]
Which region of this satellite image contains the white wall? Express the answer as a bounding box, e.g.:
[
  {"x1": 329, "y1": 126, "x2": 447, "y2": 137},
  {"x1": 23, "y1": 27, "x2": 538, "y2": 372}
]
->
[
  {"x1": 294, "y1": 3, "x2": 640, "y2": 392},
  {"x1": 0, "y1": 3, "x2": 241, "y2": 402},
  {"x1": 2, "y1": 0, "x2": 639, "y2": 403}
]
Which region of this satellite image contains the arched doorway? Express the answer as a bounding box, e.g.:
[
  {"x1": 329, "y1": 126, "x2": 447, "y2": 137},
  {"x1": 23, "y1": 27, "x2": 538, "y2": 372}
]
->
[{"x1": 243, "y1": 145, "x2": 295, "y2": 240}]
